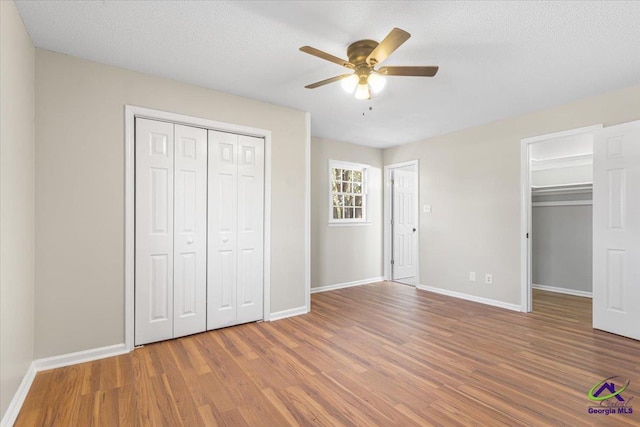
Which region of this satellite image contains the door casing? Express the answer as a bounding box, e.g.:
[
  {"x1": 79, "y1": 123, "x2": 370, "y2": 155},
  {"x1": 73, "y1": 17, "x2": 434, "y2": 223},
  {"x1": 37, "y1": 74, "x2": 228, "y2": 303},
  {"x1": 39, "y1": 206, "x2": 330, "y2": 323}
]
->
[
  {"x1": 125, "y1": 105, "x2": 273, "y2": 351},
  {"x1": 519, "y1": 124, "x2": 602, "y2": 313},
  {"x1": 384, "y1": 160, "x2": 420, "y2": 285}
]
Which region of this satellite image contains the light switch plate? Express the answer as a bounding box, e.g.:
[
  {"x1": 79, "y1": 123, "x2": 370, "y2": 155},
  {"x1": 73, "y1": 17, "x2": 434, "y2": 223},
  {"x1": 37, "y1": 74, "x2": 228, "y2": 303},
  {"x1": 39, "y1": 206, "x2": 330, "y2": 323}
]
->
[{"x1": 423, "y1": 204, "x2": 432, "y2": 213}]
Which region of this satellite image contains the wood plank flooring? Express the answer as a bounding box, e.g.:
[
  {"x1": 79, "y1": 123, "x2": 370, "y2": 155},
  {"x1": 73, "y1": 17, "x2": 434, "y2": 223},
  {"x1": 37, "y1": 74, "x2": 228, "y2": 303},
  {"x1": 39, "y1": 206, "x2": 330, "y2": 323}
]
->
[{"x1": 16, "y1": 283, "x2": 640, "y2": 426}]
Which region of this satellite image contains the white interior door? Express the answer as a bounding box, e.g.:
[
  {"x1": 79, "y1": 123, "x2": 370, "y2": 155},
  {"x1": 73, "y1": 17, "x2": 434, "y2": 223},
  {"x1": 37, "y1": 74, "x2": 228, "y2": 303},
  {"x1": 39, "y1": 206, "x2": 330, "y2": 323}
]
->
[
  {"x1": 135, "y1": 118, "x2": 174, "y2": 345},
  {"x1": 208, "y1": 130, "x2": 238, "y2": 329},
  {"x1": 173, "y1": 124, "x2": 207, "y2": 338},
  {"x1": 593, "y1": 120, "x2": 640, "y2": 340},
  {"x1": 207, "y1": 131, "x2": 264, "y2": 330},
  {"x1": 392, "y1": 168, "x2": 417, "y2": 281},
  {"x1": 236, "y1": 135, "x2": 264, "y2": 324}
]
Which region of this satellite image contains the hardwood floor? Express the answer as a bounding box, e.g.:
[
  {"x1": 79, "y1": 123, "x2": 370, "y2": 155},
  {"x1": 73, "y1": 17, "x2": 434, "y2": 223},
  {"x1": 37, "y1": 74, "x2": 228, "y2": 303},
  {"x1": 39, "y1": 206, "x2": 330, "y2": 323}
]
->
[{"x1": 16, "y1": 283, "x2": 640, "y2": 426}]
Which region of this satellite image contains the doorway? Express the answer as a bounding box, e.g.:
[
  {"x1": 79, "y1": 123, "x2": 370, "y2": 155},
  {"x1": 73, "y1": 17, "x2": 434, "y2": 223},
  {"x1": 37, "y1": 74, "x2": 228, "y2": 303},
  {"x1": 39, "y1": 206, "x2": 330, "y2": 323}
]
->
[
  {"x1": 520, "y1": 125, "x2": 601, "y2": 314},
  {"x1": 384, "y1": 160, "x2": 420, "y2": 286},
  {"x1": 124, "y1": 105, "x2": 272, "y2": 351}
]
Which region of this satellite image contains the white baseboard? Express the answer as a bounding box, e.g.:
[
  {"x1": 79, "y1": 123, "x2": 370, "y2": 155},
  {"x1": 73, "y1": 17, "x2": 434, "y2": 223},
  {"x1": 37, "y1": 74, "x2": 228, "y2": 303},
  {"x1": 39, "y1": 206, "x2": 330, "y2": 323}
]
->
[
  {"x1": 0, "y1": 362, "x2": 36, "y2": 427},
  {"x1": 532, "y1": 284, "x2": 592, "y2": 298},
  {"x1": 416, "y1": 284, "x2": 521, "y2": 312},
  {"x1": 269, "y1": 305, "x2": 309, "y2": 321},
  {"x1": 310, "y1": 276, "x2": 384, "y2": 294},
  {"x1": 34, "y1": 343, "x2": 127, "y2": 372}
]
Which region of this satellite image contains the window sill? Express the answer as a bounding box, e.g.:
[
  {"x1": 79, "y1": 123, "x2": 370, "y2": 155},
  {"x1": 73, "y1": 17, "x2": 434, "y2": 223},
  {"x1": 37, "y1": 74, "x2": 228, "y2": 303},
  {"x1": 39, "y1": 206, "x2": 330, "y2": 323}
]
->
[{"x1": 328, "y1": 221, "x2": 372, "y2": 227}]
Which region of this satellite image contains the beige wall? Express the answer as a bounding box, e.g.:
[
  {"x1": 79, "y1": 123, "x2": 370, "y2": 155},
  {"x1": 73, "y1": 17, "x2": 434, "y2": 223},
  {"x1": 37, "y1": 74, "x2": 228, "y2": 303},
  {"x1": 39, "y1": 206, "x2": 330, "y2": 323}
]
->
[
  {"x1": 383, "y1": 84, "x2": 640, "y2": 306},
  {"x1": 311, "y1": 137, "x2": 383, "y2": 288},
  {"x1": 35, "y1": 50, "x2": 307, "y2": 358},
  {"x1": 0, "y1": 0, "x2": 35, "y2": 417}
]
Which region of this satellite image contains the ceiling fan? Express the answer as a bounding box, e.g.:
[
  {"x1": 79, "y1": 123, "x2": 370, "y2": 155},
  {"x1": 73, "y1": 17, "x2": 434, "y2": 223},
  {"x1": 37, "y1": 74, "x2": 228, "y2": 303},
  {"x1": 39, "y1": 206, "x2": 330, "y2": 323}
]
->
[{"x1": 300, "y1": 28, "x2": 438, "y2": 100}]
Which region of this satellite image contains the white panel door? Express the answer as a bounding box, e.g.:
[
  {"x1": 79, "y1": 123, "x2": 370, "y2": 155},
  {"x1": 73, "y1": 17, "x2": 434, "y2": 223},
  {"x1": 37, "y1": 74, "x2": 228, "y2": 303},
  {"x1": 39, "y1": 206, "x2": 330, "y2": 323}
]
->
[
  {"x1": 173, "y1": 124, "x2": 207, "y2": 338},
  {"x1": 392, "y1": 169, "x2": 417, "y2": 281},
  {"x1": 207, "y1": 131, "x2": 265, "y2": 330},
  {"x1": 593, "y1": 120, "x2": 640, "y2": 339},
  {"x1": 236, "y1": 135, "x2": 264, "y2": 324},
  {"x1": 135, "y1": 118, "x2": 174, "y2": 345},
  {"x1": 208, "y1": 130, "x2": 239, "y2": 329}
]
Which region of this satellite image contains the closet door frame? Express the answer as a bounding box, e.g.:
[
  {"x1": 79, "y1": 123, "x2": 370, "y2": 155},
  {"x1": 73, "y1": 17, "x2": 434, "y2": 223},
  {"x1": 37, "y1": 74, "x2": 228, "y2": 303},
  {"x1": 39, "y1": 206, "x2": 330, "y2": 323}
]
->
[{"x1": 124, "y1": 105, "x2": 272, "y2": 351}]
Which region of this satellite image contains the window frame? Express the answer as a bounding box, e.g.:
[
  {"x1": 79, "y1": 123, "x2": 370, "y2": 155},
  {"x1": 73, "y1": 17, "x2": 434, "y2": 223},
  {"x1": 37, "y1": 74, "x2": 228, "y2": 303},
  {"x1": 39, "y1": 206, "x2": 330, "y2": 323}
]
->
[{"x1": 328, "y1": 160, "x2": 370, "y2": 226}]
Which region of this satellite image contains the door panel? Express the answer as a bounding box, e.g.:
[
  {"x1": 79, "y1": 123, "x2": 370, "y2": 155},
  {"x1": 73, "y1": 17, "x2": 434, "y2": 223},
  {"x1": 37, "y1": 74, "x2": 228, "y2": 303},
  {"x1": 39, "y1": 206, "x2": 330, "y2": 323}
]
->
[
  {"x1": 208, "y1": 130, "x2": 239, "y2": 329},
  {"x1": 173, "y1": 124, "x2": 207, "y2": 338},
  {"x1": 236, "y1": 135, "x2": 264, "y2": 324},
  {"x1": 593, "y1": 120, "x2": 640, "y2": 339},
  {"x1": 393, "y1": 169, "x2": 417, "y2": 281},
  {"x1": 135, "y1": 118, "x2": 174, "y2": 345}
]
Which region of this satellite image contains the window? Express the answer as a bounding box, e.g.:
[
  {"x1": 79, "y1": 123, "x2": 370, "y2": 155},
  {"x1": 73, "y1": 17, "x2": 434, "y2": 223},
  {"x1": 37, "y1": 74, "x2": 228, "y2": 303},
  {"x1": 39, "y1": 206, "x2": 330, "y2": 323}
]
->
[{"x1": 329, "y1": 160, "x2": 369, "y2": 224}]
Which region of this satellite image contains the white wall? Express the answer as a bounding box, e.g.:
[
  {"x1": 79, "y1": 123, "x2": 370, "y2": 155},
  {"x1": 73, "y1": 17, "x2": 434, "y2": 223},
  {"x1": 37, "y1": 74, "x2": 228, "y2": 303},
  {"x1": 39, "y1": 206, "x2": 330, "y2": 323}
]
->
[
  {"x1": 0, "y1": 0, "x2": 35, "y2": 418},
  {"x1": 311, "y1": 137, "x2": 383, "y2": 288},
  {"x1": 532, "y1": 165, "x2": 592, "y2": 187},
  {"x1": 383, "y1": 84, "x2": 640, "y2": 306},
  {"x1": 35, "y1": 50, "x2": 308, "y2": 359}
]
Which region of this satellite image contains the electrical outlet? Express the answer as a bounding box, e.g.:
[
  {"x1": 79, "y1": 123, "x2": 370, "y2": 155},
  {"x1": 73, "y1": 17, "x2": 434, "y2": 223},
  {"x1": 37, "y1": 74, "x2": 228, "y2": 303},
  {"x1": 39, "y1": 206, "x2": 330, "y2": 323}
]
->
[
  {"x1": 469, "y1": 272, "x2": 476, "y2": 282},
  {"x1": 423, "y1": 204, "x2": 432, "y2": 213},
  {"x1": 485, "y1": 273, "x2": 493, "y2": 284}
]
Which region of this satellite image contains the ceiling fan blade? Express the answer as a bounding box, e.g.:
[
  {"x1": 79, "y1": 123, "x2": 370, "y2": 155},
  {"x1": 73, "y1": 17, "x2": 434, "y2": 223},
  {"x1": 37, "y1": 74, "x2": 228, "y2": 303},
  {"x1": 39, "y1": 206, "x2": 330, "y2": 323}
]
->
[
  {"x1": 366, "y1": 28, "x2": 411, "y2": 66},
  {"x1": 305, "y1": 74, "x2": 352, "y2": 89},
  {"x1": 378, "y1": 66, "x2": 439, "y2": 77},
  {"x1": 300, "y1": 46, "x2": 354, "y2": 69}
]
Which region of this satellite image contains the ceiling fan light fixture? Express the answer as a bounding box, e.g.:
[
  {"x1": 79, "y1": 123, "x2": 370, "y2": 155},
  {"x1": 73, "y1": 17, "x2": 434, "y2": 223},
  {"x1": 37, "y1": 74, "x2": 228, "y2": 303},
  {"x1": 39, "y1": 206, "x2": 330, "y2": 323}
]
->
[
  {"x1": 341, "y1": 74, "x2": 359, "y2": 93},
  {"x1": 367, "y1": 72, "x2": 386, "y2": 94},
  {"x1": 354, "y1": 82, "x2": 371, "y2": 100}
]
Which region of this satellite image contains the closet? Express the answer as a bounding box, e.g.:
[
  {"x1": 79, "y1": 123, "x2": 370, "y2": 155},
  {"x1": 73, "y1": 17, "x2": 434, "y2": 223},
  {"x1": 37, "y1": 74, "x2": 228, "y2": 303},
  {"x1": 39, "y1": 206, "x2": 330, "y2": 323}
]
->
[{"x1": 134, "y1": 118, "x2": 264, "y2": 346}]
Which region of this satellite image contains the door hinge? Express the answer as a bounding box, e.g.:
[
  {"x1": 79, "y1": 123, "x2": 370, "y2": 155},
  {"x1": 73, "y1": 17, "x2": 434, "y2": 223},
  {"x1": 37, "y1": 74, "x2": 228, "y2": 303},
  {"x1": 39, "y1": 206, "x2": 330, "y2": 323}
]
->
[
  {"x1": 391, "y1": 259, "x2": 395, "y2": 265},
  {"x1": 526, "y1": 233, "x2": 529, "y2": 238}
]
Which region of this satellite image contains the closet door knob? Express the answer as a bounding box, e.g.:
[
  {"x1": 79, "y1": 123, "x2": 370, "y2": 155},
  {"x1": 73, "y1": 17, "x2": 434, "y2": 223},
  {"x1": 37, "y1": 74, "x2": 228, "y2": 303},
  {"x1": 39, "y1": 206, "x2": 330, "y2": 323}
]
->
[
  {"x1": 187, "y1": 238, "x2": 194, "y2": 245},
  {"x1": 222, "y1": 237, "x2": 229, "y2": 243}
]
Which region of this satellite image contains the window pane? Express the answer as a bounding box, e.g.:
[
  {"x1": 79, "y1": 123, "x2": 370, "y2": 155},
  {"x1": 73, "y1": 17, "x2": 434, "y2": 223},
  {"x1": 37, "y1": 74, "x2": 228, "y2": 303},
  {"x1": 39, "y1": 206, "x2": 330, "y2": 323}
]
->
[
  {"x1": 353, "y1": 183, "x2": 362, "y2": 194},
  {"x1": 332, "y1": 194, "x2": 340, "y2": 206},
  {"x1": 331, "y1": 181, "x2": 339, "y2": 192},
  {"x1": 342, "y1": 170, "x2": 352, "y2": 181},
  {"x1": 345, "y1": 207, "x2": 354, "y2": 218},
  {"x1": 342, "y1": 182, "x2": 352, "y2": 193},
  {"x1": 354, "y1": 208, "x2": 363, "y2": 219},
  {"x1": 333, "y1": 207, "x2": 342, "y2": 219},
  {"x1": 353, "y1": 170, "x2": 362, "y2": 182},
  {"x1": 344, "y1": 195, "x2": 353, "y2": 206},
  {"x1": 333, "y1": 168, "x2": 342, "y2": 180},
  {"x1": 355, "y1": 196, "x2": 362, "y2": 207},
  {"x1": 337, "y1": 195, "x2": 344, "y2": 206}
]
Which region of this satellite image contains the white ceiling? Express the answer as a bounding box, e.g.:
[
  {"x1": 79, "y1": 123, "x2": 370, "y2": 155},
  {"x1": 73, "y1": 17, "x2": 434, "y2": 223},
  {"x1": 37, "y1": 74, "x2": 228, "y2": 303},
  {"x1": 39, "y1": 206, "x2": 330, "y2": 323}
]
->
[{"x1": 15, "y1": 1, "x2": 640, "y2": 148}]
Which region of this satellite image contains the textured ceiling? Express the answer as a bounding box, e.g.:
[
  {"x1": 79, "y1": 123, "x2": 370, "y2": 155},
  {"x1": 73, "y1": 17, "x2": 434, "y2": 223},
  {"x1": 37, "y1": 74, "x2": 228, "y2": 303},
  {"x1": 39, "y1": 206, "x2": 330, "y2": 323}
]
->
[{"x1": 15, "y1": 1, "x2": 640, "y2": 148}]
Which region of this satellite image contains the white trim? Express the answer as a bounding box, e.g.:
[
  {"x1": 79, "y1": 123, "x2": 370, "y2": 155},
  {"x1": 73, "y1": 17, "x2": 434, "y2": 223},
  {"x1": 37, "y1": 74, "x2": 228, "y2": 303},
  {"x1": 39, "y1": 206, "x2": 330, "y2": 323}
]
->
[
  {"x1": 328, "y1": 159, "x2": 370, "y2": 225},
  {"x1": 533, "y1": 200, "x2": 592, "y2": 207},
  {"x1": 304, "y1": 112, "x2": 311, "y2": 315},
  {"x1": 520, "y1": 124, "x2": 602, "y2": 313},
  {"x1": 383, "y1": 160, "x2": 420, "y2": 284},
  {"x1": 125, "y1": 105, "x2": 273, "y2": 345},
  {"x1": 34, "y1": 343, "x2": 128, "y2": 372},
  {"x1": 269, "y1": 306, "x2": 308, "y2": 321},
  {"x1": 532, "y1": 284, "x2": 592, "y2": 298},
  {"x1": 328, "y1": 221, "x2": 372, "y2": 227},
  {"x1": 310, "y1": 276, "x2": 384, "y2": 294},
  {"x1": 531, "y1": 153, "x2": 593, "y2": 171},
  {"x1": 0, "y1": 362, "x2": 36, "y2": 427},
  {"x1": 417, "y1": 285, "x2": 521, "y2": 312}
]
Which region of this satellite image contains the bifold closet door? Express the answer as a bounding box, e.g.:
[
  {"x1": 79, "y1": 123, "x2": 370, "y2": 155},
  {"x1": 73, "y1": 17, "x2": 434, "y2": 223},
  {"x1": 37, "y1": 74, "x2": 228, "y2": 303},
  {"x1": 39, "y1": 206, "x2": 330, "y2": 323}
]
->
[
  {"x1": 207, "y1": 130, "x2": 264, "y2": 330},
  {"x1": 135, "y1": 119, "x2": 207, "y2": 346},
  {"x1": 173, "y1": 124, "x2": 208, "y2": 338}
]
